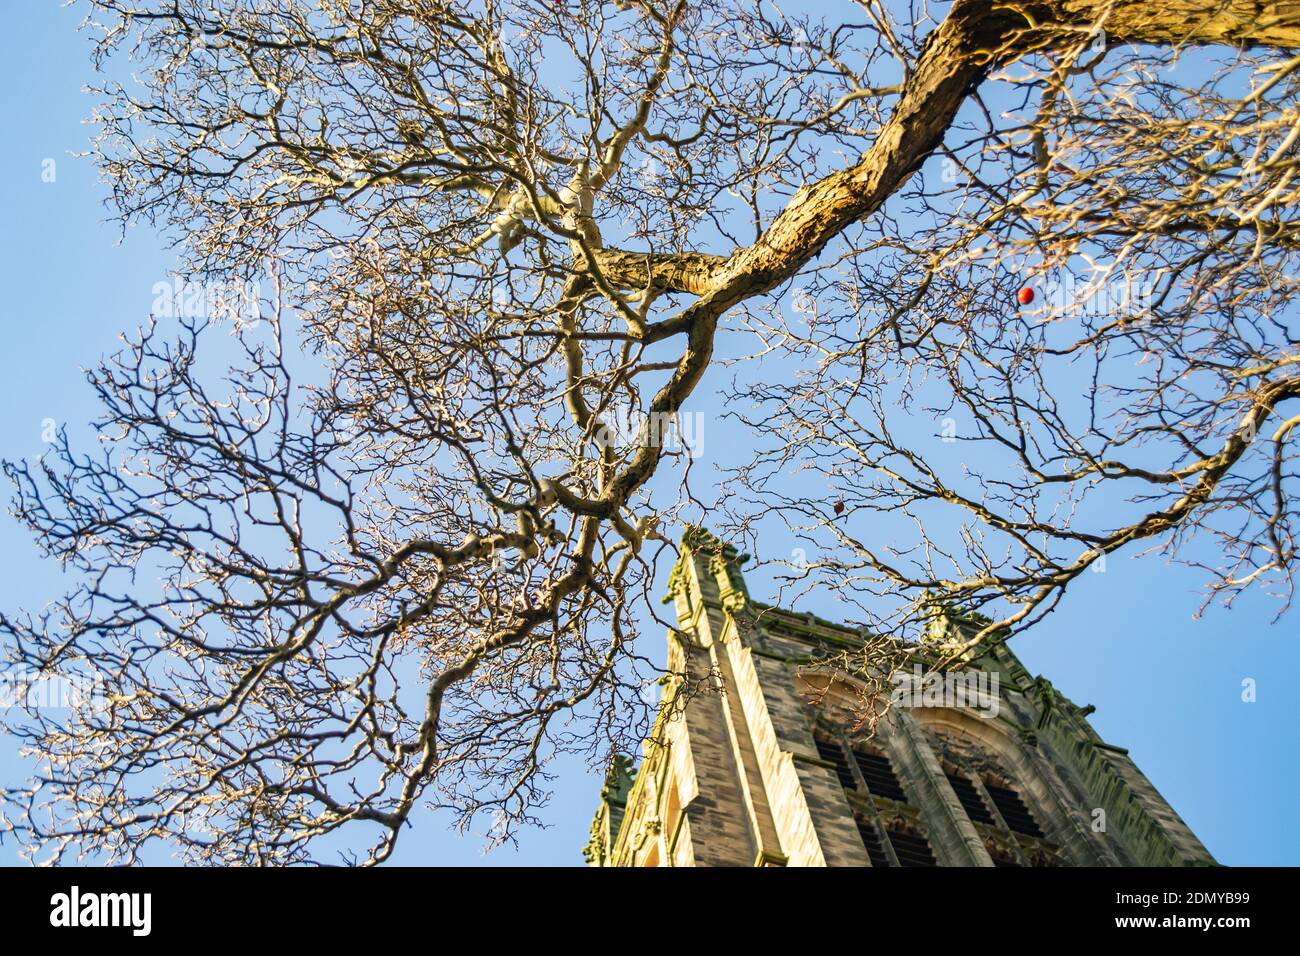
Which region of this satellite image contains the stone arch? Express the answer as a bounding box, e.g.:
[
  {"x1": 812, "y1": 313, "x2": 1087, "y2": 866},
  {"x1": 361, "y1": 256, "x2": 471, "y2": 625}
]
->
[
  {"x1": 910, "y1": 707, "x2": 1107, "y2": 865},
  {"x1": 910, "y1": 708, "x2": 1035, "y2": 787},
  {"x1": 791, "y1": 667, "x2": 1118, "y2": 865}
]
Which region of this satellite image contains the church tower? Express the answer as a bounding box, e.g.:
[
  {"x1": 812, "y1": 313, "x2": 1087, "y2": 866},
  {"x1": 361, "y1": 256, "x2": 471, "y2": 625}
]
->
[{"x1": 584, "y1": 528, "x2": 1215, "y2": 867}]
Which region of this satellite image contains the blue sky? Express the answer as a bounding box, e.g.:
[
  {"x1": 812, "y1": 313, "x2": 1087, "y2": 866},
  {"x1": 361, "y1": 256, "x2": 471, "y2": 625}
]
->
[{"x1": 0, "y1": 2, "x2": 1295, "y2": 867}]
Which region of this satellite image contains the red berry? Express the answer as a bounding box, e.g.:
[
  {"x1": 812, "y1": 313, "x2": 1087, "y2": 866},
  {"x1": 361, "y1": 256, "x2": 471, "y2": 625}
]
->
[{"x1": 1017, "y1": 286, "x2": 1035, "y2": 305}]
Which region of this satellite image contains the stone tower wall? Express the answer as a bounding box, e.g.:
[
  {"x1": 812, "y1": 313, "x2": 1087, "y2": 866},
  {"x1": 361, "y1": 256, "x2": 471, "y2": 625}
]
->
[{"x1": 586, "y1": 530, "x2": 1215, "y2": 867}]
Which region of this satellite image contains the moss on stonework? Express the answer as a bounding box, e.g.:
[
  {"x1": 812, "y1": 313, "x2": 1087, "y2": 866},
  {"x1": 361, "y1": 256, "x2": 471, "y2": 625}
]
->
[{"x1": 582, "y1": 755, "x2": 637, "y2": 865}]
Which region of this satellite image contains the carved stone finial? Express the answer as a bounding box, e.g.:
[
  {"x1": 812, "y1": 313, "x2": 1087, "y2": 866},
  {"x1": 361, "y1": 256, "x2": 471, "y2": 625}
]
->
[
  {"x1": 583, "y1": 754, "x2": 638, "y2": 865},
  {"x1": 593, "y1": 754, "x2": 633, "y2": 805}
]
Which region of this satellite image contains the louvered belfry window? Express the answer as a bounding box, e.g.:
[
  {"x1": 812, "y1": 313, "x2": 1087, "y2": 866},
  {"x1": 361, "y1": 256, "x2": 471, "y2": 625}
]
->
[
  {"x1": 935, "y1": 739, "x2": 1060, "y2": 864},
  {"x1": 814, "y1": 735, "x2": 857, "y2": 789},
  {"x1": 814, "y1": 731, "x2": 937, "y2": 867},
  {"x1": 983, "y1": 781, "x2": 1046, "y2": 838},
  {"x1": 853, "y1": 748, "x2": 908, "y2": 802},
  {"x1": 944, "y1": 769, "x2": 995, "y2": 825},
  {"x1": 855, "y1": 818, "x2": 892, "y2": 868},
  {"x1": 884, "y1": 825, "x2": 938, "y2": 867}
]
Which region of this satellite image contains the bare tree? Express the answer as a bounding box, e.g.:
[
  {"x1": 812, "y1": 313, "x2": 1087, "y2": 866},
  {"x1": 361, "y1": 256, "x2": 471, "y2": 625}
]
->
[
  {"x1": 3, "y1": 0, "x2": 1299, "y2": 864},
  {"x1": 721, "y1": 2, "x2": 1300, "y2": 656}
]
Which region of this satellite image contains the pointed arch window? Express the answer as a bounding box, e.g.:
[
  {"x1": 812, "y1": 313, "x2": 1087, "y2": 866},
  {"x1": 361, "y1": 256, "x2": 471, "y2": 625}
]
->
[
  {"x1": 983, "y1": 781, "x2": 1045, "y2": 838},
  {"x1": 814, "y1": 730, "x2": 938, "y2": 867},
  {"x1": 943, "y1": 768, "x2": 995, "y2": 825},
  {"x1": 929, "y1": 730, "x2": 1062, "y2": 866}
]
